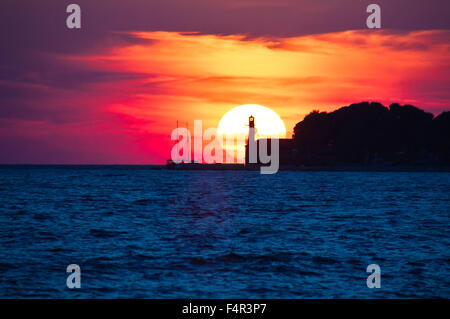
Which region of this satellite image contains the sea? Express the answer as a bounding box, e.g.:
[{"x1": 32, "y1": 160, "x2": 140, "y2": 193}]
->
[{"x1": 0, "y1": 165, "x2": 448, "y2": 298}]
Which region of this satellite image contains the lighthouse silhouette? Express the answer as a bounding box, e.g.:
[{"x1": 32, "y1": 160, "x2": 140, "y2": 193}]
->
[
  {"x1": 245, "y1": 114, "x2": 296, "y2": 167},
  {"x1": 248, "y1": 115, "x2": 255, "y2": 141},
  {"x1": 245, "y1": 115, "x2": 257, "y2": 165}
]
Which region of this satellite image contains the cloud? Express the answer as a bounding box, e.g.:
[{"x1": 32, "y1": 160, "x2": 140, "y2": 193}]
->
[{"x1": 0, "y1": 0, "x2": 449, "y2": 163}]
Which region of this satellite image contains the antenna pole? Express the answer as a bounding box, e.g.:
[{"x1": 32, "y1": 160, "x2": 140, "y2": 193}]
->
[{"x1": 186, "y1": 121, "x2": 190, "y2": 163}]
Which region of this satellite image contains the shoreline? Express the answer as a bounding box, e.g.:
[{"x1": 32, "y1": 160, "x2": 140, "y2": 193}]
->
[
  {"x1": 165, "y1": 163, "x2": 450, "y2": 172},
  {"x1": 1, "y1": 164, "x2": 449, "y2": 172}
]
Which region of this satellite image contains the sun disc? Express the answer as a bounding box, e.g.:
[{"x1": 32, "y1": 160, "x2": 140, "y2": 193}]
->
[
  {"x1": 218, "y1": 104, "x2": 286, "y2": 138},
  {"x1": 217, "y1": 104, "x2": 286, "y2": 162}
]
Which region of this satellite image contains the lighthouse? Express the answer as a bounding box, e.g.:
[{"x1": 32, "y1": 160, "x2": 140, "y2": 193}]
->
[
  {"x1": 245, "y1": 115, "x2": 257, "y2": 165},
  {"x1": 248, "y1": 115, "x2": 255, "y2": 143}
]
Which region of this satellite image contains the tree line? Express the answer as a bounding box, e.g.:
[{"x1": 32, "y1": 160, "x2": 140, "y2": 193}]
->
[{"x1": 292, "y1": 102, "x2": 450, "y2": 166}]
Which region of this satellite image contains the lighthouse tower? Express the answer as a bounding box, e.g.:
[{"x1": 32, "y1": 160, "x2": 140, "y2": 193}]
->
[
  {"x1": 245, "y1": 115, "x2": 257, "y2": 165},
  {"x1": 248, "y1": 115, "x2": 255, "y2": 143}
]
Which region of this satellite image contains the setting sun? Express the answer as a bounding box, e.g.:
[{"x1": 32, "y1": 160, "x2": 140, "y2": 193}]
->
[
  {"x1": 217, "y1": 104, "x2": 286, "y2": 162},
  {"x1": 218, "y1": 104, "x2": 286, "y2": 138}
]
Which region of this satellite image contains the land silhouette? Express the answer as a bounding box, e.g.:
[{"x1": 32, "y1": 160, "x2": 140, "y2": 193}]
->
[
  {"x1": 168, "y1": 101, "x2": 450, "y2": 170},
  {"x1": 292, "y1": 102, "x2": 450, "y2": 166}
]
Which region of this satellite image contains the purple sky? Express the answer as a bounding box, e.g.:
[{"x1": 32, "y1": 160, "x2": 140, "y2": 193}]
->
[{"x1": 0, "y1": 0, "x2": 449, "y2": 164}]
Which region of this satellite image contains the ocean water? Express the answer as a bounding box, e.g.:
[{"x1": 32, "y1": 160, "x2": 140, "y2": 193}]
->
[{"x1": 0, "y1": 166, "x2": 448, "y2": 298}]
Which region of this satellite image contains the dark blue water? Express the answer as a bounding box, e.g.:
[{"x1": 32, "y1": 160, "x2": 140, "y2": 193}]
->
[{"x1": 0, "y1": 166, "x2": 448, "y2": 298}]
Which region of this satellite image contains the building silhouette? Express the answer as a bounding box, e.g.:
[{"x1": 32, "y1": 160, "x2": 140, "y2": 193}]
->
[{"x1": 245, "y1": 115, "x2": 297, "y2": 166}]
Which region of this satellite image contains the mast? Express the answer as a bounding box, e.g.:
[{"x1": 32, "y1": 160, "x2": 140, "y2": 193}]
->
[{"x1": 186, "y1": 121, "x2": 190, "y2": 163}]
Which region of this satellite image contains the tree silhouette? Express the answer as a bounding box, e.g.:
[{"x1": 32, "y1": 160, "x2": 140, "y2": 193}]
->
[{"x1": 292, "y1": 102, "x2": 449, "y2": 166}]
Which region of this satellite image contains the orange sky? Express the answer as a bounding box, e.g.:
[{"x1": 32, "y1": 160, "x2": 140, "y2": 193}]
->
[
  {"x1": 71, "y1": 30, "x2": 449, "y2": 132},
  {"x1": 2, "y1": 29, "x2": 449, "y2": 164},
  {"x1": 1, "y1": 1, "x2": 450, "y2": 164}
]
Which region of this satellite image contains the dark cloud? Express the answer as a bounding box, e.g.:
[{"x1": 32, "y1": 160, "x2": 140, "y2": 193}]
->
[
  {"x1": 1, "y1": 1, "x2": 449, "y2": 78},
  {"x1": 0, "y1": 0, "x2": 449, "y2": 163},
  {"x1": 2, "y1": 1, "x2": 449, "y2": 52}
]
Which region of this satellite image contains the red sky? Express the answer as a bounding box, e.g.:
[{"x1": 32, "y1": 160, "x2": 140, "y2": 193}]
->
[{"x1": 0, "y1": 1, "x2": 449, "y2": 164}]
